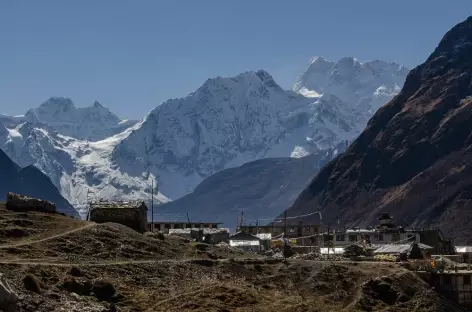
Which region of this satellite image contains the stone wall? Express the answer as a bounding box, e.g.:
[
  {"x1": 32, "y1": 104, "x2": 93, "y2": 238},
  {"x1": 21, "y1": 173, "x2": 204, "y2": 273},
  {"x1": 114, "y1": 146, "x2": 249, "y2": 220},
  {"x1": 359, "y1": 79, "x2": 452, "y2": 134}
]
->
[
  {"x1": 5, "y1": 192, "x2": 56, "y2": 214},
  {"x1": 90, "y1": 205, "x2": 147, "y2": 233}
]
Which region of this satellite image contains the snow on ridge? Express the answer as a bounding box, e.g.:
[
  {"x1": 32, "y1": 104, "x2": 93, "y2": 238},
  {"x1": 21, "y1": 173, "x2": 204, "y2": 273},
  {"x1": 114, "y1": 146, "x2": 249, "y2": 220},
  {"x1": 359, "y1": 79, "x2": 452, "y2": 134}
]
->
[{"x1": 0, "y1": 62, "x2": 408, "y2": 217}]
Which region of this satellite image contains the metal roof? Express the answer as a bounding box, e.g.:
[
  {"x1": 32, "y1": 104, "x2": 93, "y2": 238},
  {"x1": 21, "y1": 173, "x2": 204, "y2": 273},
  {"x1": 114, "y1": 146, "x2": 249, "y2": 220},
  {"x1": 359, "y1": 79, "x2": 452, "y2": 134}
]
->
[
  {"x1": 373, "y1": 243, "x2": 433, "y2": 254},
  {"x1": 256, "y1": 233, "x2": 272, "y2": 240},
  {"x1": 320, "y1": 247, "x2": 345, "y2": 255},
  {"x1": 168, "y1": 228, "x2": 229, "y2": 235},
  {"x1": 90, "y1": 200, "x2": 146, "y2": 209},
  {"x1": 455, "y1": 246, "x2": 472, "y2": 253}
]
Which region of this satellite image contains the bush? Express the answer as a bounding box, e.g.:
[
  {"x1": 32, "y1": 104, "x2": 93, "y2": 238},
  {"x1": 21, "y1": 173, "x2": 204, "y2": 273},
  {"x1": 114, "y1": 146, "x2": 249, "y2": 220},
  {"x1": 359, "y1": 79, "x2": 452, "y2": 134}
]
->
[
  {"x1": 61, "y1": 275, "x2": 92, "y2": 295},
  {"x1": 23, "y1": 274, "x2": 42, "y2": 293},
  {"x1": 69, "y1": 266, "x2": 83, "y2": 277},
  {"x1": 93, "y1": 280, "x2": 116, "y2": 301}
]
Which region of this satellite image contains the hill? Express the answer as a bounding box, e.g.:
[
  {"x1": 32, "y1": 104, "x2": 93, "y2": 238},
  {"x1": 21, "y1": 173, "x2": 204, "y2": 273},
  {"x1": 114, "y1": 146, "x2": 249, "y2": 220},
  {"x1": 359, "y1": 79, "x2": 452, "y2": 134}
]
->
[
  {"x1": 158, "y1": 141, "x2": 349, "y2": 227},
  {"x1": 284, "y1": 16, "x2": 472, "y2": 243},
  {"x1": 0, "y1": 206, "x2": 463, "y2": 312}
]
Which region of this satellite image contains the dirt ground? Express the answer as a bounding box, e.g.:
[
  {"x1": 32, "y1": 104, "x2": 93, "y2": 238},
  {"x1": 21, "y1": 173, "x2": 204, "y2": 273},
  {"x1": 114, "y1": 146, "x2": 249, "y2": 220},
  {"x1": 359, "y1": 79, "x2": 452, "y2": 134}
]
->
[{"x1": 0, "y1": 206, "x2": 467, "y2": 312}]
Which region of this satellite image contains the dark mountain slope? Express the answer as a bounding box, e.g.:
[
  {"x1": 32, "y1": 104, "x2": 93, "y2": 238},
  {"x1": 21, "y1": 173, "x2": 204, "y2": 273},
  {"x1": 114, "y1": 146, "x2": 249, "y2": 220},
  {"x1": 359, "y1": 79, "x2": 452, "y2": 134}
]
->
[
  {"x1": 285, "y1": 16, "x2": 472, "y2": 243},
  {"x1": 157, "y1": 141, "x2": 349, "y2": 228},
  {"x1": 0, "y1": 149, "x2": 78, "y2": 217}
]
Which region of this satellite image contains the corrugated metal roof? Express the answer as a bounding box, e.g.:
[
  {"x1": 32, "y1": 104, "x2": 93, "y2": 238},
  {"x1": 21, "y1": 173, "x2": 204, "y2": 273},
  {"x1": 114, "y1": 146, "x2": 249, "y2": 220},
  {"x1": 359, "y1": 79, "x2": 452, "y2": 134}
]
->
[
  {"x1": 230, "y1": 240, "x2": 260, "y2": 247},
  {"x1": 373, "y1": 243, "x2": 433, "y2": 254},
  {"x1": 90, "y1": 200, "x2": 145, "y2": 209},
  {"x1": 168, "y1": 228, "x2": 229, "y2": 235},
  {"x1": 256, "y1": 233, "x2": 272, "y2": 240},
  {"x1": 455, "y1": 246, "x2": 472, "y2": 253},
  {"x1": 320, "y1": 247, "x2": 345, "y2": 255}
]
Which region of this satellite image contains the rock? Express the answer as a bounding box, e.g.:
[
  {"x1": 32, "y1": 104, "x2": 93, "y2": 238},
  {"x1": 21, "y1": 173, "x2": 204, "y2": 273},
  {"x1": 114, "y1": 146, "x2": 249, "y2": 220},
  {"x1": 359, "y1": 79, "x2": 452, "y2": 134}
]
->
[{"x1": 0, "y1": 273, "x2": 19, "y2": 312}]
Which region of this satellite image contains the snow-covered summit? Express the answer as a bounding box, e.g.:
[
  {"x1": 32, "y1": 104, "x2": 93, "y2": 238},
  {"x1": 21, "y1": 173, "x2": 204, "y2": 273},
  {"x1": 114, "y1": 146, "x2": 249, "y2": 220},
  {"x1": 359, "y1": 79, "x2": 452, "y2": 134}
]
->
[
  {"x1": 110, "y1": 70, "x2": 365, "y2": 200},
  {"x1": 294, "y1": 56, "x2": 409, "y2": 114},
  {"x1": 0, "y1": 63, "x2": 408, "y2": 216},
  {"x1": 21, "y1": 97, "x2": 138, "y2": 141}
]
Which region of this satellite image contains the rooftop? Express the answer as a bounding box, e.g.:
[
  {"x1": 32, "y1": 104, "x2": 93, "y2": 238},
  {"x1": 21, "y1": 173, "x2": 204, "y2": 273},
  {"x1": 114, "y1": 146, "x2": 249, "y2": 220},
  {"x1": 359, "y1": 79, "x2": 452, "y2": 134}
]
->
[
  {"x1": 149, "y1": 221, "x2": 222, "y2": 225},
  {"x1": 90, "y1": 200, "x2": 146, "y2": 209}
]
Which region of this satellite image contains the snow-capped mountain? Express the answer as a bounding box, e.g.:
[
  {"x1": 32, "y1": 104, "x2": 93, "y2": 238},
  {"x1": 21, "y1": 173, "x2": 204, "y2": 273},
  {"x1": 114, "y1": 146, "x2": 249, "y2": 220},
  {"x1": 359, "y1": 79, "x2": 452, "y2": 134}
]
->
[
  {"x1": 111, "y1": 70, "x2": 366, "y2": 200},
  {"x1": 0, "y1": 58, "x2": 408, "y2": 216},
  {"x1": 4, "y1": 97, "x2": 138, "y2": 141},
  {"x1": 0, "y1": 121, "x2": 168, "y2": 216},
  {"x1": 294, "y1": 57, "x2": 409, "y2": 115}
]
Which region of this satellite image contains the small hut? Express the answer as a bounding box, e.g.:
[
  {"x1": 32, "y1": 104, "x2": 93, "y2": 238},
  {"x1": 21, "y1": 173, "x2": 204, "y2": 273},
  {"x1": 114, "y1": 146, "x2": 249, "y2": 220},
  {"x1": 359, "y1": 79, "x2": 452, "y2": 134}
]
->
[{"x1": 89, "y1": 200, "x2": 148, "y2": 233}]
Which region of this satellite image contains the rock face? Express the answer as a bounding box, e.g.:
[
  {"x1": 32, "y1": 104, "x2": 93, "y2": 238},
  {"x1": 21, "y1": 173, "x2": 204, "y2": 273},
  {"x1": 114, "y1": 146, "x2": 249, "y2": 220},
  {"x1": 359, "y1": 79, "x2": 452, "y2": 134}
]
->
[
  {"x1": 158, "y1": 141, "x2": 349, "y2": 228},
  {"x1": 6, "y1": 192, "x2": 56, "y2": 214},
  {"x1": 0, "y1": 149, "x2": 77, "y2": 217},
  {"x1": 284, "y1": 16, "x2": 472, "y2": 243}
]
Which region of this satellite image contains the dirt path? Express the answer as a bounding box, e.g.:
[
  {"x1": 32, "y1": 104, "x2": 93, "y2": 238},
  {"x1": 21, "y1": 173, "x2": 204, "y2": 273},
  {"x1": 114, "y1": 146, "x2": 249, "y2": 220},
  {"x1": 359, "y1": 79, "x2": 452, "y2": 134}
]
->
[
  {"x1": 0, "y1": 257, "x2": 268, "y2": 267},
  {"x1": 0, "y1": 222, "x2": 96, "y2": 249}
]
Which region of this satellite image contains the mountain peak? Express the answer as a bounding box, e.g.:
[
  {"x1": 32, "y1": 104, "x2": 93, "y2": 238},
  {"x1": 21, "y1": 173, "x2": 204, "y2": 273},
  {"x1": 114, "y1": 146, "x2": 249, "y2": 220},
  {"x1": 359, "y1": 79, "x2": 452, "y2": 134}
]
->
[
  {"x1": 293, "y1": 56, "x2": 409, "y2": 112},
  {"x1": 285, "y1": 15, "x2": 472, "y2": 243},
  {"x1": 93, "y1": 101, "x2": 104, "y2": 109},
  {"x1": 38, "y1": 97, "x2": 76, "y2": 113}
]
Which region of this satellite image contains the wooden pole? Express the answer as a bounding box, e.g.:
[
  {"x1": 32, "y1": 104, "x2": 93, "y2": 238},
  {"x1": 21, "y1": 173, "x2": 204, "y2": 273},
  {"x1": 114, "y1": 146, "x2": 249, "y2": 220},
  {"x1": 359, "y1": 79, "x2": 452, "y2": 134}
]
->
[{"x1": 151, "y1": 179, "x2": 154, "y2": 232}]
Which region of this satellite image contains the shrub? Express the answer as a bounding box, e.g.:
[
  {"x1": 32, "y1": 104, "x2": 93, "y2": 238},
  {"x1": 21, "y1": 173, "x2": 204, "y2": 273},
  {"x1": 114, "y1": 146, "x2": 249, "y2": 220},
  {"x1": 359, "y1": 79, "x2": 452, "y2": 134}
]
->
[
  {"x1": 93, "y1": 280, "x2": 116, "y2": 301},
  {"x1": 23, "y1": 274, "x2": 42, "y2": 293}
]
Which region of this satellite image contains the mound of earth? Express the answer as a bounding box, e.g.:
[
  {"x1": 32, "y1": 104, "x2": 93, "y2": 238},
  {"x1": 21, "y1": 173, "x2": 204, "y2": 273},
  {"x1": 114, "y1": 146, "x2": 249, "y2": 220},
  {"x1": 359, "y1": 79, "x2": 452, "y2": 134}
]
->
[
  {"x1": 0, "y1": 261, "x2": 465, "y2": 312},
  {"x1": 0, "y1": 204, "x2": 87, "y2": 245},
  {"x1": 0, "y1": 207, "x2": 464, "y2": 311}
]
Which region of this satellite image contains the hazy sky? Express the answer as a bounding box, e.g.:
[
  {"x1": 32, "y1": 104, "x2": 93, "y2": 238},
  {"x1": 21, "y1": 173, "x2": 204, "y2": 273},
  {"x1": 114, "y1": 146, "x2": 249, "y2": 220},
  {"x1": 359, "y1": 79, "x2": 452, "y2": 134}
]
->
[{"x1": 1, "y1": 0, "x2": 471, "y2": 119}]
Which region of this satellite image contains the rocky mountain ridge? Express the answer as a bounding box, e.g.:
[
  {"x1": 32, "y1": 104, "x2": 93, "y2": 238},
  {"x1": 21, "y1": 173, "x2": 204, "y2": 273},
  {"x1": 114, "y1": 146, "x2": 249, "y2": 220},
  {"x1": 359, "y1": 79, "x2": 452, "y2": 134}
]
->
[
  {"x1": 284, "y1": 16, "x2": 472, "y2": 243},
  {"x1": 0, "y1": 57, "x2": 407, "y2": 217}
]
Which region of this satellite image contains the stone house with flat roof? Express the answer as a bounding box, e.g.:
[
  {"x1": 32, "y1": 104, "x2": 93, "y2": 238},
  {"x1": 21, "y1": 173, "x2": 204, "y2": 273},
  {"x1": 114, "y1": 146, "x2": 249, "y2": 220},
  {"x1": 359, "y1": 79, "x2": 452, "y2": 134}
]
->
[{"x1": 89, "y1": 200, "x2": 148, "y2": 233}]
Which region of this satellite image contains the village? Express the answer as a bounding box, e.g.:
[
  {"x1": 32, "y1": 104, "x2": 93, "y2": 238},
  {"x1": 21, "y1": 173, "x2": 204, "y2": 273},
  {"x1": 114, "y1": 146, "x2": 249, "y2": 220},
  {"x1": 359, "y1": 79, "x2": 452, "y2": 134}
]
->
[{"x1": 0, "y1": 192, "x2": 471, "y2": 311}]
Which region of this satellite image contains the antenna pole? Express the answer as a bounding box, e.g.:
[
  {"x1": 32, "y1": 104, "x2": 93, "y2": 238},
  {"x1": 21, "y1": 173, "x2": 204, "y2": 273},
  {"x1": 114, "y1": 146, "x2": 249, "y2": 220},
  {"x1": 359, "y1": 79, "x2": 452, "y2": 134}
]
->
[{"x1": 151, "y1": 179, "x2": 154, "y2": 232}]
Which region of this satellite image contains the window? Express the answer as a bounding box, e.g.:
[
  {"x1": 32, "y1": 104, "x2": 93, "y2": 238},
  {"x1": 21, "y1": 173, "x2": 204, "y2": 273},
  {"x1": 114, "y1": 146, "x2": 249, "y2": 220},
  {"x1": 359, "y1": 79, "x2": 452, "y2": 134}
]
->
[
  {"x1": 164, "y1": 224, "x2": 170, "y2": 229},
  {"x1": 186, "y1": 223, "x2": 191, "y2": 229},
  {"x1": 349, "y1": 235, "x2": 358, "y2": 242},
  {"x1": 305, "y1": 226, "x2": 311, "y2": 233},
  {"x1": 203, "y1": 224, "x2": 209, "y2": 228},
  {"x1": 464, "y1": 276, "x2": 471, "y2": 285},
  {"x1": 174, "y1": 224, "x2": 180, "y2": 229},
  {"x1": 212, "y1": 224, "x2": 217, "y2": 229},
  {"x1": 336, "y1": 234, "x2": 345, "y2": 241},
  {"x1": 376, "y1": 234, "x2": 384, "y2": 241}
]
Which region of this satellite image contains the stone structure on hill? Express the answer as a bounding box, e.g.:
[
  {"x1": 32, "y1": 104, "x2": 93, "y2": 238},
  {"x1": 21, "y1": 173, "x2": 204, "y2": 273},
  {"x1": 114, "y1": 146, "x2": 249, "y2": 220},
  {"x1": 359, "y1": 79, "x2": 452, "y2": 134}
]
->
[
  {"x1": 5, "y1": 192, "x2": 56, "y2": 214},
  {"x1": 89, "y1": 200, "x2": 148, "y2": 233}
]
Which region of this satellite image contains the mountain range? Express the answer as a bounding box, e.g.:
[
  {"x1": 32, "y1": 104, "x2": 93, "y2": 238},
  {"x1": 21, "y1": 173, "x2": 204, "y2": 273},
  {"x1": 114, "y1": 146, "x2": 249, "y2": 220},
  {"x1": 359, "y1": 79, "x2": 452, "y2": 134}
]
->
[
  {"x1": 0, "y1": 57, "x2": 408, "y2": 218},
  {"x1": 285, "y1": 16, "x2": 472, "y2": 243}
]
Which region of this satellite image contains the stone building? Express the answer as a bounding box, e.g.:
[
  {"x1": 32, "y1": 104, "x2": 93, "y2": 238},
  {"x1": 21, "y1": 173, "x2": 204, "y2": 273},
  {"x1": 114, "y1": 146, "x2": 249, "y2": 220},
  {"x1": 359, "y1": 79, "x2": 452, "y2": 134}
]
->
[
  {"x1": 89, "y1": 200, "x2": 148, "y2": 233},
  {"x1": 5, "y1": 192, "x2": 56, "y2": 214}
]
